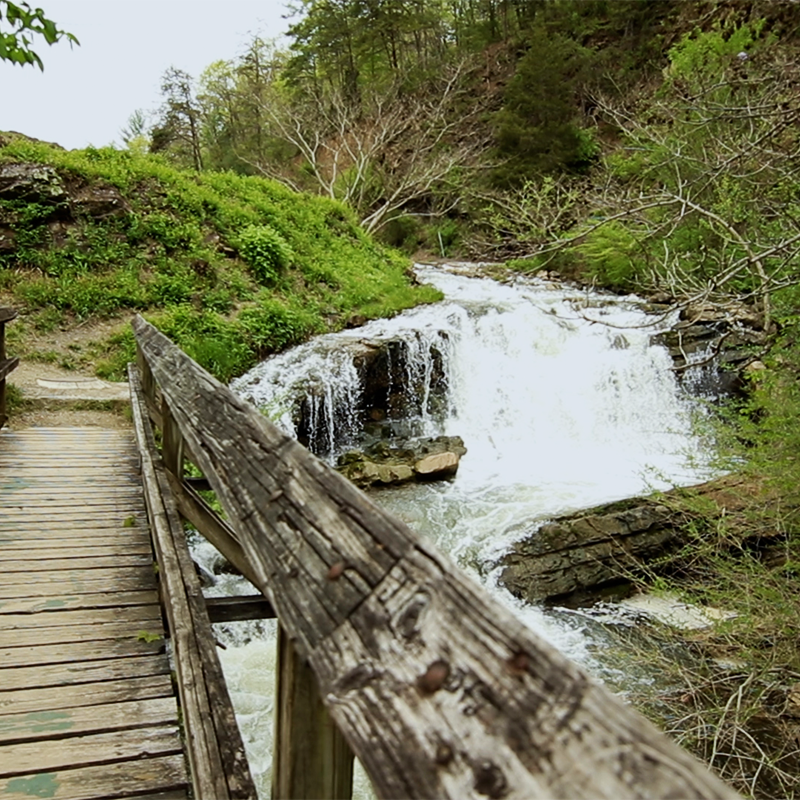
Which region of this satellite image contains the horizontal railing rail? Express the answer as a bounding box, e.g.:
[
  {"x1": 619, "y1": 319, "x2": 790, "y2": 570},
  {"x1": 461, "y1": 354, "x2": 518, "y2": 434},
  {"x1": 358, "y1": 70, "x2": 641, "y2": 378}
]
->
[{"x1": 132, "y1": 313, "x2": 740, "y2": 800}]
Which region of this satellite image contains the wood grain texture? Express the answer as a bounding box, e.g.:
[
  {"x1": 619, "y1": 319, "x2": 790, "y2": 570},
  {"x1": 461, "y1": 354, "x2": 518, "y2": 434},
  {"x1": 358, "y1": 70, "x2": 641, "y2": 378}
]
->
[
  {"x1": 272, "y1": 626, "x2": 354, "y2": 800},
  {"x1": 0, "y1": 637, "x2": 164, "y2": 668},
  {"x1": 134, "y1": 314, "x2": 742, "y2": 800},
  {"x1": 0, "y1": 425, "x2": 187, "y2": 800},
  {"x1": 0, "y1": 754, "x2": 188, "y2": 800},
  {"x1": 0, "y1": 696, "x2": 180, "y2": 745},
  {"x1": 0, "y1": 675, "x2": 174, "y2": 716},
  {"x1": 0, "y1": 724, "x2": 183, "y2": 778},
  {"x1": 0, "y1": 654, "x2": 170, "y2": 692}
]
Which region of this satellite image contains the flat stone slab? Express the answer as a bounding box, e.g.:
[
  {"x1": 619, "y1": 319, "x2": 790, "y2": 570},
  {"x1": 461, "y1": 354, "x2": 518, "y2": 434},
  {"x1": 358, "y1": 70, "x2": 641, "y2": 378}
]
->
[{"x1": 29, "y1": 377, "x2": 130, "y2": 401}]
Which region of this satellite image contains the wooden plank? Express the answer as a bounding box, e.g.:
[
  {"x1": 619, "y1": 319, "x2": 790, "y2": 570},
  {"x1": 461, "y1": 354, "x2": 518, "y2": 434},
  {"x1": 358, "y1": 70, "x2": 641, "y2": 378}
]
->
[
  {"x1": 0, "y1": 675, "x2": 174, "y2": 717},
  {"x1": 0, "y1": 754, "x2": 188, "y2": 799},
  {"x1": 0, "y1": 605, "x2": 160, "y2": 630},
  {"x1": 205, "y1": 595, "x2": 276, "y2": 623},
  {"x1": 0, "y1": 574, "x2": 156, "y2": 599},
  {"x1": 167, "y1": 474, "x2": 258, "y2": 586},
  {"x1": 1, "y1": 619, "x2": 163, "y2": 649},
  {"x1": 0, "y1": 654, "x2": 170, "y2": 691},
  {"x1": 0, "y1": 506, "x2": 145, "y2": 517},
  {"x1": 0, "y1": 636, "x2": 164, "y2": 668},
  {"x1": 0, "y1": 542, "x2": 152, "y2": 557},
  {"x1": 0, "y1": 591, "x2": 158, "y2": 614},
  {"x1": 134, "y1": 315, "x2": 742, "y2": 800},
  {"x1": 0, "y1": 521, "x2": 147, "y2": 534},
  {"x1": 0, "y1": 696, "x2": 179, "y2": 745},
  {"x1": 0, "y1": 524, "x2": 150, "y2": 542},
  {"x1": 0, "y1": 554, "x2": 154, "y2": 572},
  {"x1": 0, "y1": 725, "x2": 183, "y2": 779},
  {"x1": 0, "y1": 512, "x2": 145, "y2": 526},
  {"x1": 131, "y1": 362, "x2": 256, "y2": 800},
  {"x1": 0, "y1": 490, "x2": 141, "y2": 499}
]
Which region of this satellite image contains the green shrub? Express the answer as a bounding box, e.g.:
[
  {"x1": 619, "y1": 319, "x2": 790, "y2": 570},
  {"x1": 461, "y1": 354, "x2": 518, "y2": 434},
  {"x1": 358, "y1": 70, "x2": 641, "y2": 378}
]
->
[
  {"x1": 238, "y1": 224, "x2": 293, "y2": 285},
  {"x1": 577, "y1": 222, "x2": 642, "y2": 291}
]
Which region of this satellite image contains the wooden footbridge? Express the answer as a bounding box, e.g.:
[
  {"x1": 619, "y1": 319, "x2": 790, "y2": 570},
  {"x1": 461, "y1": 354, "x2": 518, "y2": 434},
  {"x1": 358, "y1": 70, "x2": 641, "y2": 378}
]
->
[{"x1": 0, "y1": 308, "x2": 740, "y2": 800}]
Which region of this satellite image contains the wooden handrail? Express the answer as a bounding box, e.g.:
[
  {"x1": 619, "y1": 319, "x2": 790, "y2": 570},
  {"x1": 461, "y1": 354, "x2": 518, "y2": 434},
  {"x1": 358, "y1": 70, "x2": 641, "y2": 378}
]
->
[
  {"x1": 132, "y1": 314, "x2": 740, "y2": 800},
  {"x1": 0, "y1": 307, "x2": 19, "y2": 429}
]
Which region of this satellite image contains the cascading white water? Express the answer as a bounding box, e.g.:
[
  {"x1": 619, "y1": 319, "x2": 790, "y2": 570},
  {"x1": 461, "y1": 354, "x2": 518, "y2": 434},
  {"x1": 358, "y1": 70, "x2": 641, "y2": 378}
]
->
[{"x1": 206, "y1": 265, "x2": 718, "y2": 797}]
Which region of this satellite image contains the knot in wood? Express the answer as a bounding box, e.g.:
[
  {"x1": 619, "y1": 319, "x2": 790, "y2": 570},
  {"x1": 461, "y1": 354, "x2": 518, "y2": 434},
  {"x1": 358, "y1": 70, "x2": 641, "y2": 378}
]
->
[
  {"x1": 434, "y1": 742, "x2": 454, "y2": 766},
  {"x1": 473, "y1": 760, "x2": 508, "y2": 799},
  {"x1": 327, "y1": 561, "x2": 346, "y2": 581},
  {"x1": 416, "y1": 660, "x2": 450, "y2": 695},
  {"x1": 506, "y1": 651, "x2": 530, "y2": 676}
]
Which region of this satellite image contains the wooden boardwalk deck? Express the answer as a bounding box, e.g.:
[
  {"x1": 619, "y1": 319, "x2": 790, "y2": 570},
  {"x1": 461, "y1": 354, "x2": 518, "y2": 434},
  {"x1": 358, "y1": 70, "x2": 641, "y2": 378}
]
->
[{"x1": 0, "y1": 427, "x2": 189, "y2": 800}]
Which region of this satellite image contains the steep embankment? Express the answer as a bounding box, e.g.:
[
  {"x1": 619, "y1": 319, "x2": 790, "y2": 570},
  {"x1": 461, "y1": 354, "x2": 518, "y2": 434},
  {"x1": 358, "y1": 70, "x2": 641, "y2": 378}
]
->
[{"x1": 0, "y1": 133, "x2": 441, "y2": 383}]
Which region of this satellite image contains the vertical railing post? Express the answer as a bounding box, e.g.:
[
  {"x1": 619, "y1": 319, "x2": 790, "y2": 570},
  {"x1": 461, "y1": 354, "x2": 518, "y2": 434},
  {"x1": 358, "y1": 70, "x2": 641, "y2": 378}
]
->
[
  {"x1": 272, "y1": 626, "x2": 354, "y2": 800},
  {"x1": 0, "y1": 308, "x2": 19, "y2": 430},
  {"x1": 161, "y1": 399, "x2": 185, "y2": 478}
]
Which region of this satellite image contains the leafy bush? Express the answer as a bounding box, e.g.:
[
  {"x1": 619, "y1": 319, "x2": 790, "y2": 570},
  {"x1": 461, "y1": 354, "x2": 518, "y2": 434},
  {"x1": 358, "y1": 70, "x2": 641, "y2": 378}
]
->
[{"x1": 238, "y1": 224, "x2": 293, "y2": 285}]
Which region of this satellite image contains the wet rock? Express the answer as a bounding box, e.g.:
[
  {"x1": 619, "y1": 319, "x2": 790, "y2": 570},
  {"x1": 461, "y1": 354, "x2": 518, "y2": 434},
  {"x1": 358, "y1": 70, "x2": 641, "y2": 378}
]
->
[
  {"x1": 415, "y1": 451, "x2": 459, "y2": 480},
  {"x1": 70, "y1": 184, "x2": 131, "y2": 218},
  {"x1": 653, "y1": 302, "x2": 767, "y2": 398},
  {"x1": 336, "y1": 435, "x2": 466, "y2": 490},
  {"x1": 0, "y1": 226, "x2": 15, "y2": 251}
]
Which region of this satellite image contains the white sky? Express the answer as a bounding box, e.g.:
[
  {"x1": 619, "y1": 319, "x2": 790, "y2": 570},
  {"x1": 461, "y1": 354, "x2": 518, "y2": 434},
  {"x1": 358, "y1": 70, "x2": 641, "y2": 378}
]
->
[{"x1": 0, "y1": 0, "x2": 290, "y2": 150}]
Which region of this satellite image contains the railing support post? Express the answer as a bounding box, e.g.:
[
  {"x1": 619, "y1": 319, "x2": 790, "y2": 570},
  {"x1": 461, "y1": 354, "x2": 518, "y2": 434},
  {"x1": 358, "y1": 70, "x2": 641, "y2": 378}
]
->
[
  {"x1": 0, "y1": 307, "x2": 19, "y2": 430},
  {"x1": 162, "y1": 399, "x2": 185, "y2": 478},
  {"x1": 272, "y1": 626, "x2": 354, "y2": 800}
]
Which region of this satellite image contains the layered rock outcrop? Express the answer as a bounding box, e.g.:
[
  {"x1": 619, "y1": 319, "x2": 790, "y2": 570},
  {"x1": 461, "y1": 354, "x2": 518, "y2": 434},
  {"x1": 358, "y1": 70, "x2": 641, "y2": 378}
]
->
[{"x1": 496, "y1": 475, "x2": 763, "y2": 604}]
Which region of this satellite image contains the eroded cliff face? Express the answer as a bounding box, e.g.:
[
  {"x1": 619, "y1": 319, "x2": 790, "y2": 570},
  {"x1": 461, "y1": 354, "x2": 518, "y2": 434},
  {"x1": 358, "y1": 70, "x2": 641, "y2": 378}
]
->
[{"x1": 0, "y1": 160, "x2": 132, "y2": 254}]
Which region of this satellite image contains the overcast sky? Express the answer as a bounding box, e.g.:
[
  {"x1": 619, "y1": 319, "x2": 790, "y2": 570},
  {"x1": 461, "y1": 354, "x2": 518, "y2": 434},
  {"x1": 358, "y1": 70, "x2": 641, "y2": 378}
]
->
[{"x1": 1, "y1": 0, "x2": 290, "y2": 150}]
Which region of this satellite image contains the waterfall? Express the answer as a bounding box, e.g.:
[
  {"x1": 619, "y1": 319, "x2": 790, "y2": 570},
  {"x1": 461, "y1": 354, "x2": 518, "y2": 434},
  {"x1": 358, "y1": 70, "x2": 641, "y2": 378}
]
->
[{"x1": 211, "y1": 264, "x2": 718, "y2": 797}]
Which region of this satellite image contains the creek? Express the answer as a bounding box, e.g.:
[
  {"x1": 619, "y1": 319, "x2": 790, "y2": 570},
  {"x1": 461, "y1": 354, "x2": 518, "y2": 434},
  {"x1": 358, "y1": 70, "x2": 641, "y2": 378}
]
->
[{"x1": 192, "y1": 264, "x2": 718, "y2": 797}]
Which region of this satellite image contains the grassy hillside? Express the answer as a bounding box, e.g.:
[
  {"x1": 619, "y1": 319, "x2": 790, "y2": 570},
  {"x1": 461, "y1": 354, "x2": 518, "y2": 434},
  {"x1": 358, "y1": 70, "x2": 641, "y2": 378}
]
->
[{"x1": 0, "y1": 133, "x2": 441, "y2": 382}]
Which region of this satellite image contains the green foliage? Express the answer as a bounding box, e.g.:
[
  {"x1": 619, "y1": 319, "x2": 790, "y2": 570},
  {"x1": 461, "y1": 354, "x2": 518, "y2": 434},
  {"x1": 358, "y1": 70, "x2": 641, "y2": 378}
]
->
[
  {"x1": 493, "y1": 28, "x2": 595, "y2": 183},
  {"x1": 0, "y1": 1, "x2": 78, "y2": 69},
  {"x1": 577, "y1": 222, "x2": 641, "y2": 291},
  {"x1": 237, "y1": 296, "x2": 317, "y2": 355},
  {"x1": 665, "y1": 21, "x2": 767, "y2": 93},
  {"x1": 238, "y1": 224, "x2": 293, "y2": 285}
]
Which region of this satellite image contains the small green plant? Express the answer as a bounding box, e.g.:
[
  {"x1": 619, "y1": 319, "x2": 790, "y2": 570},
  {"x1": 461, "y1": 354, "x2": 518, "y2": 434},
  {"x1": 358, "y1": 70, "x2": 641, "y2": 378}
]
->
[
  {"x1": 4, "y1": 382, "x2": 24, "y2": 412},
  {"x1": 122, "y1": 515, "x2": 136, "y2": 528},
  {"x1": 136, "y1": 630, "x2": 162, "y2": 643}
]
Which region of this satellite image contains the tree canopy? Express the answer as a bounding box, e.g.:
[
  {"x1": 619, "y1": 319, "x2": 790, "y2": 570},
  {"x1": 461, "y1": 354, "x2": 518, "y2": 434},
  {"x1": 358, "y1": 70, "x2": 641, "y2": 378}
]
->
[{"x1": 0, "y1": 1, "x2": 77, "y2": 69}]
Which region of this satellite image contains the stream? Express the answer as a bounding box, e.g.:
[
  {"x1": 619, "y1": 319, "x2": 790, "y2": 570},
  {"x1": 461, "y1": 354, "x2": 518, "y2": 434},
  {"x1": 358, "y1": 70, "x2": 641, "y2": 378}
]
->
[{"x1": 193, "y1": 264, "x2": 718, "y2": 797}]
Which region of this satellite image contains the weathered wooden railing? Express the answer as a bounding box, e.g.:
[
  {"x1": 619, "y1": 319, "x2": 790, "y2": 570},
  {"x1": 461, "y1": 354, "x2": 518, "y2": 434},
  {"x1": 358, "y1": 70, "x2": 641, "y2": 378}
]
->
[
  {"x1": 131, "y1": 314, "x2": 740, "y2": 800},
  {"x1": 0, "y1": 307, "x2": 19, "y2": 429}
]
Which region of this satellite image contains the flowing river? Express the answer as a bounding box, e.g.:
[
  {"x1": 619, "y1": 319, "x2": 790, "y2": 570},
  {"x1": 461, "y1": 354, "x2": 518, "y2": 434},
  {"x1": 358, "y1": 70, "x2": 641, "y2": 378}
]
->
[{"x1": 193, "y1": 264, "x2": 718, "y2": 796}]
